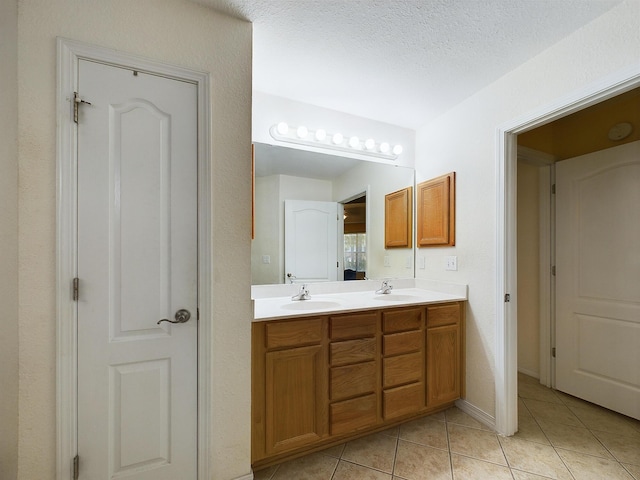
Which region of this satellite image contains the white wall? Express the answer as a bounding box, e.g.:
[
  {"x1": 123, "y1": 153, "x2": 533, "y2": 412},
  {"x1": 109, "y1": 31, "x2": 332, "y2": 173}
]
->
[
  {"x1": 252, "y1": 175, "x2": 333, "y2": 284},
  {"x1": 517, "y1": 161, "x2": 541, "y2": 378},
  {"x1": 253, "y1": 91, "x2": 416, "y2": 169},
  {"x1": 333, "y1": 162, "x2": 415, "y2": 280},
  {"x1": 415, "y1": 0, "x2": 640, "y2": 419},
  {"x1": 17, "y1": 1, "x2": 252, "y2": 479},
  {"x1": 0, "y1": 1, "x2": 19, "y2": 479}
]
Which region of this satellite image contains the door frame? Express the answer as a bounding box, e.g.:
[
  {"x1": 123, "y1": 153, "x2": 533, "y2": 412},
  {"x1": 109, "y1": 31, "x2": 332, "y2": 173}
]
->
[
  {"x1": 55, "y1": 38, "x2": 212, "y2": 479},
  {"x1": 495, "y1": 64, "x2": 640, "y2": 436}
]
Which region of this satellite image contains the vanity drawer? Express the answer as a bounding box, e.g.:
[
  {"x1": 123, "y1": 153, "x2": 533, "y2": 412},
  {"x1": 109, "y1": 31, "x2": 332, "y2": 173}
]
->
[
  {"x1": 330, "y1": 362, "x2": 376, "y2": 401},
  {"x1": 426, "y1": 303, "x2": 460, "y2": 328},
  {"x1": 382, "y1": 308, "x2": 423, "y2": 333},
  {"x1": 383, "y1": 330, "x2": 422, "y2": 356},
  {"x1": 331, "y1": 338, "x2": 376, "y2": 366},
  {"x1": 265, "y1": 317, "x2": 323, "y2": 349},
  {"x1": 330, "y1": 312, "x2": 377, "y2": 340},
  {"x1": 383, "y1": 352, "x2": 422, "y2": 388},
  {"x1": 383, "y1": 382, "x2": 423, "y2": 420},
  {"x1": 330, "y1": 393, "x2": 377, "y2": 436}
]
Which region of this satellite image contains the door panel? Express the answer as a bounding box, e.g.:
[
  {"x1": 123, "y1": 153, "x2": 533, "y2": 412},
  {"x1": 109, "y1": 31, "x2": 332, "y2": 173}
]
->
[
  {"x1": 77, "y1": 59, "x2": 198, "y2": 479},
  {"x1": 556, "y1": 141, "x2": 640, "y2": 420},
  {"x1": 284, "y1": 200, "x2": 338, "y2": 283}
]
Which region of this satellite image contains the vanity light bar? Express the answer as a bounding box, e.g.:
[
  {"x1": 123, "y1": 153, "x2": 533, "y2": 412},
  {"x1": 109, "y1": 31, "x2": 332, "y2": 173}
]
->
[{"x1": 269, "y1": 122, "x2": 402, "y2": 160}]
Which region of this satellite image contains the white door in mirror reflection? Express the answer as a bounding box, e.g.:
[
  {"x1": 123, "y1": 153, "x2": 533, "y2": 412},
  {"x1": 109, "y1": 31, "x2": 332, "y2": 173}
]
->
[{"x1": 285, "y1": 200, "x2": 339, "y2": 284}]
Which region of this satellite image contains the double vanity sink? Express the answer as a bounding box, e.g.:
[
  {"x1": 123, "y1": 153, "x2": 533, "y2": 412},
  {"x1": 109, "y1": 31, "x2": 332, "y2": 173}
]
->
[
  {"x1": 251, "y1": 279, "x2": 468, "y2": 470},
  {"x1": 252, "y1": 279, "x2": 467, "y2": 320}
]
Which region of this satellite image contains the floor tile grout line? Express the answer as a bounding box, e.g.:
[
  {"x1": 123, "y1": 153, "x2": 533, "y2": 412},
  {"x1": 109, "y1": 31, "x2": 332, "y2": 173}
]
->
[
  {"x1": 328, "y1": 452, "x2": 340, "y2": 480},
  {"x1": 516, "y1": 392, "x2": 579, "y2": 479},
  {"x1": 390, "y1": 433, "x2": 399, "y2": 478},
  {"x1": 444, "y1": 414, "x2": 455, "y2": 480}
]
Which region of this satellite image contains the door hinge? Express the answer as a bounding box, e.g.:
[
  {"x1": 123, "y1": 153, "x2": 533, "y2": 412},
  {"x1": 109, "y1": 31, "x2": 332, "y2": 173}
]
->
[
  {"x1": 552, "y1": 347, "x2": 556, "y2": 358},
  {"x1": 73, "y1": 454, "x2": 79, "y2": 480},
  {"x1": 73, "y1": 92, "x2": 92, "y2": 124},
  {"x1": 197, "y1": 308, "x2": 200, "y2": 320},
  {"x1": 504, "y1": 293, "x2": 511, "y2": 302},
  {"x1": 551, "y1": 265, "x2": 556, "y2": 276},
  {"x1": 73, "y1": 277, "x2": 79, "y2": 301},
  {"x1": 551, "y1": 184, "x2": 556, "y2": 194}
]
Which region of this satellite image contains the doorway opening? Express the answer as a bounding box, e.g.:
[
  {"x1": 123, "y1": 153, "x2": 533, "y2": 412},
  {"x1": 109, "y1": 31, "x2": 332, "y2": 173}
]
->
[
  {"x1": 496, "y1": 66, "x2": 640, "y2": 436},
  {"x1": 342, "y1": 194, "x2": 367, "y2": 281},
  {"x1": 516, "y1": 87, "x2": 640, "y2": 421}
]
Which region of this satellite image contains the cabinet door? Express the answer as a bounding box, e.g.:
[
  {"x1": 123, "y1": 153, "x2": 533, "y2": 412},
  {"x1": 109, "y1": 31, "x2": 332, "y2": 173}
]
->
[
  {"x1": 265, "y1": 345, "x2": 327, "y2": 454},
  {"x1": 426, "y1": 324, "x2": 460, "y2": 406},
  {"x1": 417, "y1": 172, "x2": 455, "y2": 246}
]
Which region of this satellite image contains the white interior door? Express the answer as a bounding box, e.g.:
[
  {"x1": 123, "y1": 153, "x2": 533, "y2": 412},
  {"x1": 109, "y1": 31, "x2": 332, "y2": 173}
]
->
[
  {"x1": 556, "y1": 140, "x2": 640, "y2": 420},
  {"x1": 284, "y1": 200, "x2": 339, "y2": 283},
  {"x1": 77, "y1": 59, "x2": 198, "y2": 478}
]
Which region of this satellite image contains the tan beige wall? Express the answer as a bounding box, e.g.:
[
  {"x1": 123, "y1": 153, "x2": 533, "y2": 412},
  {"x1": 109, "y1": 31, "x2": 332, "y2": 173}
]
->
[
  {"x1": 0, "y1": 1, "x2": 19, "y2": 479},
  {"x1": 517, "y1": 161, "x2": 541, "y2": 377},
  {"x1": 17, "y1": 1, "x2": 252, "y2": 478}
]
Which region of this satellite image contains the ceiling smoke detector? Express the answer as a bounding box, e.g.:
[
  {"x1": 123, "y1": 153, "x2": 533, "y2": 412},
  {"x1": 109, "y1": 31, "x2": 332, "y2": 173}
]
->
[{"x1": 608, "y1": 122, "x2": 633, "y2": 141}]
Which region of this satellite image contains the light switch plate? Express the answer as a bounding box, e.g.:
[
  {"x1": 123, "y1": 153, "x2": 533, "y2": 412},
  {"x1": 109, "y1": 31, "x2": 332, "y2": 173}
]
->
[
  {"x1": 384, "y1": 255, "x2": 391, "y2": 267},
  {"x1": 418, "y1": 256, "x2": 426, "y2": 269}
]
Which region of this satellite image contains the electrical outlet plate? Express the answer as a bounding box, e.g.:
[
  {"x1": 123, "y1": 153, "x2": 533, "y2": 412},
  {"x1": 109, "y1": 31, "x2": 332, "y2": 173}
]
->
[
  {"x1": 384, "y1": 255, "x2": 391, "y2": 267},
  {"x1": 445, "y1": 256, "x2": 457, "y2": 271}
]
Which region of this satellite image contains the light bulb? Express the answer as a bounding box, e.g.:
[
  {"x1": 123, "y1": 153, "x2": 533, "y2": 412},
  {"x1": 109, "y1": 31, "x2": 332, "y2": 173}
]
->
[
  {"x1": 315, "y1": 129, "x2": 327, "y2": 141},
  {"x1": 392, "y1": 144, "x2": 403, "y2": 155},
  {"x1": 379, "y1": 142, "x2": 390, "y2": 153},
  {"x1": 296, "y1": 126, "x2": 308, "y2": 138},
  {"x1": 348, "y1": 136, "x2": 360, "y2": 149},
  {"x1": 276, "y1": 122, "x2": 289, "y2": 135},
  {"x1": 364, "y1": 138, "x2": 375, "y2": 150},
  {"x1": 332, "y1": 133, "x2": 344, "y2": 145}
]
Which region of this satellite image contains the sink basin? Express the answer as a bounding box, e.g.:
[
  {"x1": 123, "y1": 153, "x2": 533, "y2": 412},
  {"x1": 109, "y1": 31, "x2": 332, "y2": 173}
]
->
[
  {"x1": 281, "y1": 300, "x2": 343, "y2": 311},
  {"x1": 373, "y1": 294, "x2": 420, "y2": 302}
]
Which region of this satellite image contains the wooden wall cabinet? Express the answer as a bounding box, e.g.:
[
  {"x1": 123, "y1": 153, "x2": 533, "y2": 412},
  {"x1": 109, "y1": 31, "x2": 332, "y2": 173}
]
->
[
  {"x1": 417, "y1": 172, "x2": 455, "y2": 247},
  {"x1": 252, "y1": 301, "x2": 465, "y2": 469},
  {"x1": 385, "y1": 186, "x2": 413, "y2": 248}
]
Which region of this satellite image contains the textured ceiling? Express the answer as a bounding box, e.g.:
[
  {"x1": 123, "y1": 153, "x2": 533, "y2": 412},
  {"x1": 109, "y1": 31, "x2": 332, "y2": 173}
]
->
[{"x1": 198, "y1": 0, "x2": 620, "y2": 129}]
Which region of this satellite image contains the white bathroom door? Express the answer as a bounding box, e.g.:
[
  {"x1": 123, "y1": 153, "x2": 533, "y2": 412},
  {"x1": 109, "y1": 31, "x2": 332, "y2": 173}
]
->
[
  {"x1": 555, "y1": 141, "x2": 640, "y2": 420},
  {"x1": 284, "y1": 200, "x2": 339, "y2": 283},
  {"x1": 76, "y1": 59, "x2": 198, "y2": 478}
]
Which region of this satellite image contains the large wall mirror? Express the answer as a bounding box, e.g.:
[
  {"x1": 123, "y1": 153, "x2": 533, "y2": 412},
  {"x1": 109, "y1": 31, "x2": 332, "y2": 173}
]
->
[{"x1": 252, "y1": 143, "x2": 415, "y2": 285}]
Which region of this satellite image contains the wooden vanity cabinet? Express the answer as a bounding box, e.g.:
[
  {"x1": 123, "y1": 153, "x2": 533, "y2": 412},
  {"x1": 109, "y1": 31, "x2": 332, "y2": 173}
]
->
[
  {"x1": 252, "y1": 301, "x2": 465, "y2": 469},
  {"x1": 381, "y1": 307, "x2": 424, "y2": 420},
  {"x1": 328, "y1": 312, "x2": 379, "y2": 435},
  {"x1": 252, "y1": 317, "x2": 329, "y2": 459},
  {"x1": 426, "y1": 303, "x2": 464, "y2": 406}
]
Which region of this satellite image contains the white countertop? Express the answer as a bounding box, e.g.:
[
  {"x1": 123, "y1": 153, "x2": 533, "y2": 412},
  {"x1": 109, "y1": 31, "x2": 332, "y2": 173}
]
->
[{"x1": 252, "y1": 279, "x2": 467, "y2": 321}]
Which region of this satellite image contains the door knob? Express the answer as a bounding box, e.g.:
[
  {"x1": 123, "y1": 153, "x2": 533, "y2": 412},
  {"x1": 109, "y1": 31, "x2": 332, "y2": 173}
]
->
[{"x1": 157, "y1": 309, "x2": 191, "y2": 325}]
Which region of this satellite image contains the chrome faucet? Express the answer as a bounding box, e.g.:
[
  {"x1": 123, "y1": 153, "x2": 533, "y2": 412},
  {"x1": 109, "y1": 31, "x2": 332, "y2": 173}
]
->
[
  {"x1": 375, "y1": 279, "x2": 393, "y2": 294},
  {"x1": 291, "y1": 284, "x2": 311, "y2": 301}
]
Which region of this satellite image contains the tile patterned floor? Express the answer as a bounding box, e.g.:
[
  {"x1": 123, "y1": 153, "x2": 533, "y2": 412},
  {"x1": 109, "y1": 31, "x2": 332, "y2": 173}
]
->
[{"x1": 254, "y1": 373, "x2": 640, "y2": 479}]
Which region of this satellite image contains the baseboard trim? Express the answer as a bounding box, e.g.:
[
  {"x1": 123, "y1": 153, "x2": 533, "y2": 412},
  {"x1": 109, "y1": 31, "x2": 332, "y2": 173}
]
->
[
  {"x1": 455, "y1": 399, "x2": 496, "y2": 432},
  {"x1": 234, "y1": 472, "x2": 254, "y2": 480},
  {"x1": 517, "y1": 367, "x2": 540, "y2": 379}
]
